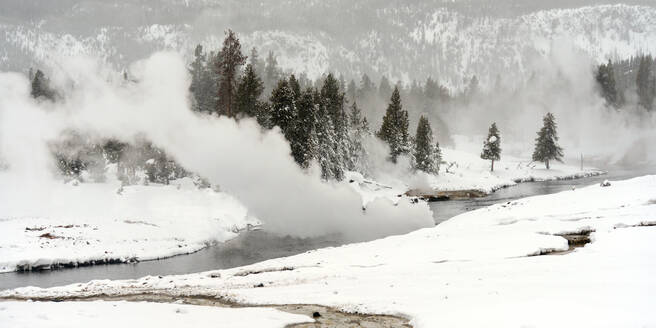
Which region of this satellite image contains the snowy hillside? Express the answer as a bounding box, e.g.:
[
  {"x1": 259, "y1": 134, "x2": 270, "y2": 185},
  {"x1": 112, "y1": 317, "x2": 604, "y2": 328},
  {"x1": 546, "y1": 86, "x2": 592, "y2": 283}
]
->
[{"x1": 1, "y1": 2, "x2": 655, "y2": 89}]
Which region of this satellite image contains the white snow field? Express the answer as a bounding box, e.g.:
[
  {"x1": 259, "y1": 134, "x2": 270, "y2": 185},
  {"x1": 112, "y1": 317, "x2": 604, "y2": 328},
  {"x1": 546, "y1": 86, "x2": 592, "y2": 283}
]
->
[
  {"x1": 0, "y1": 300, "x2": 312, "y2": 328},
  {"x1": 3, "y1": 175, "x2": 654, "y2": 327},
  {"x1": 0, "y1": 175, "x2": 258, "y2": 273}
]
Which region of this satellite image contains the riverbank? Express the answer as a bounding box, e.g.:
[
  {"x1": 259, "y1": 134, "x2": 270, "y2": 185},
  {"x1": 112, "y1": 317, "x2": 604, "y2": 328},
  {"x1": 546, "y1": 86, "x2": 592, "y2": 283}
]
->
[
  {"x1": 5, "y1": 175, "x2": 653, "y2": 327},
  {"x1": 0, "y1": 175, "x2": 258, "y2": 273}
]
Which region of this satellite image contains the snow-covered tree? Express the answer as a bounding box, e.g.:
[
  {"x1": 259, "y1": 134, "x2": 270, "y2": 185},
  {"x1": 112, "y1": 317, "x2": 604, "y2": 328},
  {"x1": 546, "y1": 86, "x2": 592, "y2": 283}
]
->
[
  {"x1": 595, "y1": 59, "x2": 618, "y2": 107},
  {"x1": 377, "y1": 86, "x2": 409, "y2": 163},
  {"x1": 30, "y1": 69, "x2": 55, "y2": 101},
  {"x1": 215, "y1": 29, "x2": 247, "y2": 117},
  {"x1": 480, "y1": 122, "x2": 501, "y2": 172},
  {"x1": 235, "y1": 64, "x2": 264, "y2": 118},
  {"x1": 413, "y1": 116, "x2": 438, "y2": 174},
  {"x1": 532, "y1": 113, "x2": 564, "y2": 169}
]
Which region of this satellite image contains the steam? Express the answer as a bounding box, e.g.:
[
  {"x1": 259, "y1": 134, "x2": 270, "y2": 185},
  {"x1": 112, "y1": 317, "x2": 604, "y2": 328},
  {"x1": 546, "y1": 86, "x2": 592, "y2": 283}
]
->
[{"x1": 0, "y1": 52, "x2": 434, "y2": 241}]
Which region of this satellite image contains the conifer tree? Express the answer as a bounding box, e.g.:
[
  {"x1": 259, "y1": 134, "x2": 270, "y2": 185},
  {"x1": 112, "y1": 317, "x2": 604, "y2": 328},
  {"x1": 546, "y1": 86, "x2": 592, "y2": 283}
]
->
[
  {"x1": 636, "y1": 55, "x2": 654, "y2": 111},
  {"x1": 480, "y1": 122, "x2": 501, "y2": 172},
  {"x1": 235, "y1": 64, "x2": 264, "y2": 118},
  {"x1": 249, "y1": 47, "x2": 265, "y2": 78},
  {"x1": 30, "y1": 69, "x2": 55, "y2": 101},
  {"x1": 346, "y1": 79, "x2": 357, "y2": 103},
  {"x1": 265, "y1": 50, "x2": 279, "y2": 89},
  {"x1": 379, "y1": 76, "x2": 392, "y2": 100},
  {"x1": 315, "y1": 109, "x2": 343, "y2": 181},
  {"x1": 596, "y1": 59, "x2": 618, "y2": 107},
  {"x1": 413, "y1": 116, "x2": 438, "y2": 173},
  {"x1": 288, "y1": 74, "x2": 301, "y2": 100},
  {"x1": 215, "y1": 29, "x2": 247, "y2": 117},
  {"x1": 377, "y1": 87, "x2": 409, "y2": 162},
  {"x1": 189, "y1": 45, "x2": 218, "y2": 113},
  {"x1": 321, "y1": 73, "x2": 350, "y2": 171},
  {"x1": 292, "y1": 88, "x2": 319, "y2": 167},
  {"x1": 269, "y1": 79, "x2": 296, "y2": 137},
  {"x1": 532, "y1": 113, "x2": 564, "y2": 169}
]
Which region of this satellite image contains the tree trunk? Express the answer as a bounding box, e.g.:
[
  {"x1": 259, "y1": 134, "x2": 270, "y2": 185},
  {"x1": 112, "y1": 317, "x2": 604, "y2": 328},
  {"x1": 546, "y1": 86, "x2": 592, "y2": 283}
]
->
[
  {"x1": 546, "y1": 159, "x2": 550, "y2": 170},
  {"x1": 490, "y1": 159, "x2": 494, "y2": 172}
]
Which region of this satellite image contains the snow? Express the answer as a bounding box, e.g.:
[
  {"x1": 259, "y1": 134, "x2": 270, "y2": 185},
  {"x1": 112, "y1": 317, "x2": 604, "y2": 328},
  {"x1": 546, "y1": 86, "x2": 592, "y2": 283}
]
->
[
  {"x1": 0, "y1": 301, "x2": 312, "y2": 328},
  {"x1": 0, "y1": 175, "x2": 257, "y2": 273},
  {"x1": 425, "y1": 147, "x2": 603, "y2": 193},
  {"x1": 6, "y1": 175, "x2": 654, "y2": 327}
]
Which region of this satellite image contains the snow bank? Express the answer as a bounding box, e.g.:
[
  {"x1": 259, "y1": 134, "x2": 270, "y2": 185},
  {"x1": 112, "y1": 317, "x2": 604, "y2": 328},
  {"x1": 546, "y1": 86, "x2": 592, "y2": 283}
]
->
[
  {"x1": 7, "y1": 176, "x2": 654, "y2": 327},
  {"x1": 0, "y1": 301, "x2": 312, "y2": 328},
  {"x1": 0, "y1": 175, "x2": 257, "y2": 273}
]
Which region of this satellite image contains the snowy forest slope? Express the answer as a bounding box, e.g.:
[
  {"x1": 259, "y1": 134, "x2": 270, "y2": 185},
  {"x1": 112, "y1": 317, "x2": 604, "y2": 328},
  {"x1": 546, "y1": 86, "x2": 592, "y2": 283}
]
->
[{"x1": 1, "y1": 1, "x2": 656, "y2": 89}]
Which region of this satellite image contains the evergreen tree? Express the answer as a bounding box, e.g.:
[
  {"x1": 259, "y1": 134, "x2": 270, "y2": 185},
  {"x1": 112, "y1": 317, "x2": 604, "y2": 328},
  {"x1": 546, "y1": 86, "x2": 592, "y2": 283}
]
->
[
  {"x1": 292, "y1": 88, "x2": 319, "y2": 167},
  {"x1": 413, "y1": 116, "x2": 438, "y2": 174},
  {"x1": 315, "y1": 108, "x2": 342, "y2": 180},
  {"x1": 288, "y1": 74, "x2": 301, "y2": 99},
  {"x1": 346, "y1": 79, "x2": 357, "y2": 103},
  {"x1": 379, "y1": 76, "x2": 392, "y2": 100},
  {"x1": 269, "y1": 79, "x2": 296, "y2": 137},
  {"x1": 249, "y1": 47, "x2": 265, "y2": 78},
  {"x1": 189, "y1": 45, "x2": 217, "y2": 113},
  {"x1": 636, "y1": 55, "x2": 654, "y2": 111},
  {"x1": 377, "y1": 87, "x2": 409, "y2": 162},
  {"x1": 235, "y1": 64, "x2": 264, "y2": 118},
  {"x1": 532, "y1": 113, "x2": 564, "y2": 169},
  {"x1": 480, "y1": 122, "x2": 501, "y2": 172},
  {"x1": 30, "y1": 69, "x2": 55, "y2": 101},
  {"x1": 215, "y1": 29, "x2": 247, "y2": 117},
  {"x1": 265, "y1": 50, "x2": 279, "y2": 89},
  {"x1": 349, "y1": 101, "x2": 362, "y2": 128},
  {"x1": 321, "y1": 73, "x2": 350, "y2": 173},
  {"x1": 596, "y1": 59, "x2": 618, "y2": 107}
]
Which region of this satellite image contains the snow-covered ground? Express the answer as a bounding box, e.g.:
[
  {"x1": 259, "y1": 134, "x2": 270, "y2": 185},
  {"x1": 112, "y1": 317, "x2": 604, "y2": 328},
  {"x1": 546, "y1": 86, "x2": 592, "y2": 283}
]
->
[
  {"x1": 0, "y1": 175, "x2": 258, "y2": 273},
  {"x1": 0, "y1": 300, "x2": 311, "y2": 328},
  {"x1": 0, "y1": 142, "x2": 604, "y2": 274},
  {"x1": 425, "y1": 147, "x2": 604, "y2": 193},
  {"x1": 5, "y1": 175, "x2": 654, "y2": 327}
]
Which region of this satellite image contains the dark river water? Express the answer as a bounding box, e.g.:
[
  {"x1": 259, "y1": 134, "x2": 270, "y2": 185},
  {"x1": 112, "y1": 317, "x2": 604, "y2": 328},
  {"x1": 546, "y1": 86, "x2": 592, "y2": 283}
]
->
[{"x1": 0, "y1": 167, "x2": 652, "y2": 291}]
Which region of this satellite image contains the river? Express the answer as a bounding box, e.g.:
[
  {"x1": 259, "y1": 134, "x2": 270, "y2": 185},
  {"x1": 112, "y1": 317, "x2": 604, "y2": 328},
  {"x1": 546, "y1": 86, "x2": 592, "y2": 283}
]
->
[{"x1": 0, "y1": 167, "x2": 651, "y2": 290}]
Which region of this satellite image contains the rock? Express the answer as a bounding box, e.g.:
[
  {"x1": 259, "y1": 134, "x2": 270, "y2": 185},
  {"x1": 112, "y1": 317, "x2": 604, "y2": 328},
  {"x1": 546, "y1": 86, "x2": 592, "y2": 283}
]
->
[
  {"x1": 254, "y1": 283, "x2": 264, "y2": 288},
  {"x1": 600, "y1": 180, "x2": 611, "y2": 187},
  {"x1": 312, "y1": 311, "x2": 321, "y2": 318}
]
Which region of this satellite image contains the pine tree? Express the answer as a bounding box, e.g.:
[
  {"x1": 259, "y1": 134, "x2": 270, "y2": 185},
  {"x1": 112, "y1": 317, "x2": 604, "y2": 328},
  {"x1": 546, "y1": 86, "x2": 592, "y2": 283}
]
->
[
  {"x1": 30, "y1": 69, "x2": 55, "y2": 101},
  {"x1": 321, "y1": 73, "x2": 350, "y2": 174},
  {"x1": 288, "y1": 74, "x2": 301, "y2": 100},
  {"x1": 377, "y1": 87, "x2": 409, "y2": 162},
  {"x1": 532, "y1": 113, "x2": 564, "y2": 169},
  {"x1": 480, "y1": 122, "x2": 501, "y2": 172},
  {"x1": 636, "y1": 55, "x2": 654, "y2": 111},
  {"x1": 379, "y1": 76, "x2": 392, "y2": 100},
  {"x1": 235, "y1": 64, "x2": 264, "y2": 118},
  {"x1": 265, "y1": 50, "x2": 279, "y2": 89},
  {"x1": 189, "y1": 45, "x2": 217, "y2": 113},
  {"x1": 215, "y1": 29, "x2": 247, "y2": 117},
  {"x1": 315, "y1": 108, "x2": 342, "y2": 180},
  {"x1": 292, "y1": 88, "x2": 319, "y2": 167},
  {"x1": 346, "y1": 79, "x2": 357, "y2": 103},
  {"x1": 249, "y1": 47, "x2": 265, "y2": 79},
  {"x1": 596, "y1": 59, "x2": 618, "y2": 107},
  {"x1": 413, "y1": 116, "x2": 438, "y2": 173},
  {"x1": 269, "y1": 79, "x2": 296, "y2": 138}
]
